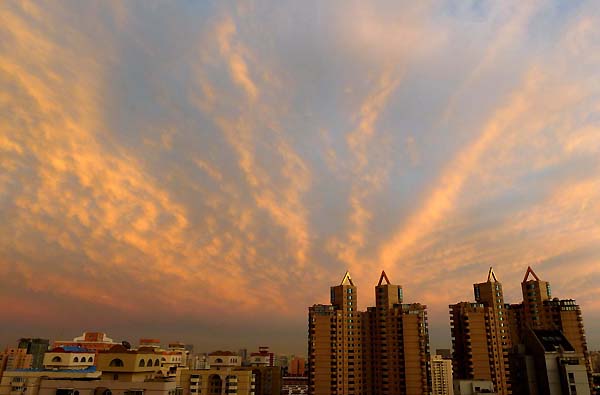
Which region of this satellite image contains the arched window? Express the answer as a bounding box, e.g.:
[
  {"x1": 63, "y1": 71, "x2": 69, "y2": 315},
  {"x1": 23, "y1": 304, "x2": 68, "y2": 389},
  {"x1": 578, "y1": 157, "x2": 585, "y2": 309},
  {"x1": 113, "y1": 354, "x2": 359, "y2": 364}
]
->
[
  {"x1": 161, "y1": 357, "x2": 166, "y2": 362},
  {"x1": 155, "y1": 359, "x2": 160, "y2": 366},
  {"x1": 52, "y1": 356, "x2": 62, "y2": 363},
  {"x1": 89, "y1": 357, "x2": 94, "y2": 363},
  {"x1": 215, "y1": 358, "x2": 223, "y2": 364},
  {"x1": 139, "y1": 359, "x2": 146, "y2": 367},
  {"x1": 109, "y1": 358, "x2": 124, "y2": 367},
  {"x1": 81, "y1": 357, "x2": 86, "y2": 363},
  {"x1": 208, "y1": 375, "x2": 222, "y2": 395},
  {"x1": 74, "y1": 357, "x2": 79, "y2": 362},
  {"x1": 147, "y1": 359, "x2": 153, "y2": 367}
]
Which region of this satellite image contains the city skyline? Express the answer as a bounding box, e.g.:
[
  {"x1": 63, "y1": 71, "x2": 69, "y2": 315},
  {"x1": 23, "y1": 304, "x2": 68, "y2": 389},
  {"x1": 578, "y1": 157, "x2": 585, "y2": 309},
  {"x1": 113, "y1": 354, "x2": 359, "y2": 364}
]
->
[{"x1": 2, "y1": 1, "x2": 600, "y2": 355}]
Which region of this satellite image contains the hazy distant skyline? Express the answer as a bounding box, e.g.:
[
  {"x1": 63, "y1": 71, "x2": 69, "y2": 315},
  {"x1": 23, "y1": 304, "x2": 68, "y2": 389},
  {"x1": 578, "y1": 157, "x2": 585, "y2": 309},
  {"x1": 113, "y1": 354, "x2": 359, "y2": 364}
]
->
[{"x1": 1, "y1": 1, "x2": 600, "y2": 354}]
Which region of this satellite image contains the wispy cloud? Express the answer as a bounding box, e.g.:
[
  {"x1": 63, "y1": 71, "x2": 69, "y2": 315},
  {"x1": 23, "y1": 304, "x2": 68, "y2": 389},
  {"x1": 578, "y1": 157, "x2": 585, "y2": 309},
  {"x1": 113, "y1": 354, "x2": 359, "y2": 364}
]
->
[{"x1": 1, "y1": 1, "x2": 600, "y2": 352}]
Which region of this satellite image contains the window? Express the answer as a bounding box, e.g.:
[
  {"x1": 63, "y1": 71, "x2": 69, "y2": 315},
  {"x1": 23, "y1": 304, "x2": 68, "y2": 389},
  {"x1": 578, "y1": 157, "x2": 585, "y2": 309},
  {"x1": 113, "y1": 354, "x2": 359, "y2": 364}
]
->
[
  {"x1": 74, "y1": 357, "x2": 79, "y2": 363},
  {"x1": 52, "y1": 356, "x2": 62, "y2": 363},
  {"x1": 80, "y1": 357, "x2": 86, "y2": 363},
  {"x1": 139, "y1": 359, "x2": 146, "y2": 367},
  {"x1": 155, "y1": 359, "x2": 160, "y2": 366},
  {"x1": 568, "y1": 372, "x2": 575, "y2": 383},
  {"x1": 109, "y1": 358, "x2": 124, "y2": 367}
]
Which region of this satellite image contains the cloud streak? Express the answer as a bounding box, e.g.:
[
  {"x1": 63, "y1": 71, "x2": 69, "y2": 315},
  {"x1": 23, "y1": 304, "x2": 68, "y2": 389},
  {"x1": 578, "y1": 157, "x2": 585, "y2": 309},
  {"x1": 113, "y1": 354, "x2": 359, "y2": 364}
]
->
[{"x1": 1, "y1": 1, "x2": 600, "y2": 353}]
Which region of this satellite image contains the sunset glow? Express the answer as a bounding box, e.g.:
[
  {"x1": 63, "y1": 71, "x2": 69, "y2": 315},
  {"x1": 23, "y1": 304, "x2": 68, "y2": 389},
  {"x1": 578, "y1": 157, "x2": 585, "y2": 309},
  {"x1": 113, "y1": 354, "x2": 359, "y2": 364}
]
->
[{"x1": 1, "y1": 1, "x2": 600, "y2": 354}]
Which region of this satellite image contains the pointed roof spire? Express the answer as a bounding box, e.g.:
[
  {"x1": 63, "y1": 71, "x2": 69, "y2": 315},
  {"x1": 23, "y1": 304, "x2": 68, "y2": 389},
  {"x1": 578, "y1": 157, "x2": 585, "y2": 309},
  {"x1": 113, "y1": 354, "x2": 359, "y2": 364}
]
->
[
  {"x1": 523, "y1": 266, "x2": 540, "y2": 283},
  {"x1": 341, "y1": 271, "x2": 354, "y2": 286},
  {"x1": 487, "y1": 267, "x2": 499, "y2": 283},
  {"x1": 378, "y1": 270, "x2": 391, "y2": 286}
]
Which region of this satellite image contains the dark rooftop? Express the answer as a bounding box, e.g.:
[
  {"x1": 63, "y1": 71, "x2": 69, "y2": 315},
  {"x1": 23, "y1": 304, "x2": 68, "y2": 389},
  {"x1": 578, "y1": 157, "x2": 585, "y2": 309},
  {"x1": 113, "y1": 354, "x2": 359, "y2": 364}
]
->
[{"x1": 533, "y1": 329, "x2": 575, "y2": 352}]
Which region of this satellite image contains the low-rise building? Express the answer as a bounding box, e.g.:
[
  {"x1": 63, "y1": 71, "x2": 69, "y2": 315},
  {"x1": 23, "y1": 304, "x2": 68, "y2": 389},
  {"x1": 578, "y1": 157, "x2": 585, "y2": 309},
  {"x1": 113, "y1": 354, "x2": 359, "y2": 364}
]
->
[
  {"x1": 453, "y1": 380, "x2": 496, "y2": 395},
  {"x1": 43, "y1": 347, "x2": 96, "y2": 370},
  {"x1": 54, "y1": 333, "x2": 118, "y2": 354},
  {"x1": 1, "y1": 344, "x2": 179, "y2": 395}
]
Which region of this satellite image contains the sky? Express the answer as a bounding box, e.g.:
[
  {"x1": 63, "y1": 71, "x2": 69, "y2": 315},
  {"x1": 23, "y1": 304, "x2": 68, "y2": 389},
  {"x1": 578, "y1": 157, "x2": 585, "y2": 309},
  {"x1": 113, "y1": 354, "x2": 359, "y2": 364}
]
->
[{"x1": 1, "y1": 1, "x2": 600, "y2": 355}]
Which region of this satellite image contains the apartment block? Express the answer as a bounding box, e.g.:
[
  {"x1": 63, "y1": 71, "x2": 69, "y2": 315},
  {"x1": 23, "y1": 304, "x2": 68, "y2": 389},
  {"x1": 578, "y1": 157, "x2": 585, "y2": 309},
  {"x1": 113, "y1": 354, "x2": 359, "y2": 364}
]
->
[
  {"x1": 308, "y1": 271, "x2": 430, "y2": 395},
  {"x1": 451, "y1": 267, "x2": 592, "y2": 395},
  {"x1": 450, "y1": 268, "x2": 511, "y2": 395},
  {"x1": 17, "y1": 339, "x2": 49, "y2": 370},
  {"x1": 431, "y1": 354, "x2": 453, "y2": 395}
]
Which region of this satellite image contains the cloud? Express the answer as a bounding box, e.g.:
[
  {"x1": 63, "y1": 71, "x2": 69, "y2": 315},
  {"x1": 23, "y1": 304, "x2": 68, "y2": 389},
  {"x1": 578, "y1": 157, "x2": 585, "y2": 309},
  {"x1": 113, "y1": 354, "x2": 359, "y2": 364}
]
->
[{"x1": 2, "y1": 1, "x2": 600, "y2": 353}]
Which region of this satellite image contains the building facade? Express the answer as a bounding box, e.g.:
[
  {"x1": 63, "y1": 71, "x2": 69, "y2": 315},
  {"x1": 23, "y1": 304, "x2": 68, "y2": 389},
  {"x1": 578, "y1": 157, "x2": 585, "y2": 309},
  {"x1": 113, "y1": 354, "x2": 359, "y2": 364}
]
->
[
  {"x1": 308, "y1": 271, "x2": 430, "y2": 395},
  {"x1": 450, "y1": 268, "x2": 511, "y2": 395},
  {"x1": 17, "y1": 339, "x2": 49, "y2": 370},
  {"x1": 450, "y1": 267, "x2": 591, "y2": 395},
  {"x1": 54, "y1": 332, "x2": 118, "y2": 354},
  {"x1": 431, "y1": 354, "x2": 453, "y2": 395}
]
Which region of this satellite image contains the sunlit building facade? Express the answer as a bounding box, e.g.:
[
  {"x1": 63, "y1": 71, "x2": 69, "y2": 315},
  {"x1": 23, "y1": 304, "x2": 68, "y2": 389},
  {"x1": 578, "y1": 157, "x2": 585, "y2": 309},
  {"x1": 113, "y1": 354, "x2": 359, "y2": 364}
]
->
[
  {"x1": 308, "y1": 271, "x2": 430, "y2": 395},
  {"x1": 451, "y1": 267, "x2": 591, "y2": 395}
]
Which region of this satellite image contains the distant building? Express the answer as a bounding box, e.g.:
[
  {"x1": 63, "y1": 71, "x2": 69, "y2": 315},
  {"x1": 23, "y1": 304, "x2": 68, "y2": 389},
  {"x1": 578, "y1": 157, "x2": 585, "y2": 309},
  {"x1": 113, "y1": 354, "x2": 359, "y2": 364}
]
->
[
  {"x1": 0, "y1": 344, "x2": 178, "y2": 395},
  {"x1": 139, "y1": 338, "x2": 161, "y2": 349},
  {"x1": 18, "y1": 339, "x2": 49, "y2": 370},
  {"x1": 250, "y1": 347, "x2": 274, "y2": 367},
  {"x1": 289, "y1": 357, "x2": 306, "y2": 377},
  {"x1": 54, "y1": 332, "x2": 118, "y2": 353},
  {"x1": 282, "y1": 376, "x2": 307, "y2": 395},
  {"x1": 180, "y1": 350, "x2": 281, "y2": 395},
  {"x1": 308, "y1": 271, "x2": 430, "y2": 395},
  {"x1": 207, "y1": 351, "x2": 242, "y2": 368},
  {"x1": 0, "y1": 348, "x2": 32, "y2": 379},
  {"x1": 180, "y1": 368, "x2": 254, "y2": 395},
  {"x1": 238, "y1": 349, "x2": 248, "y2": 365},
  {"x1": 431, "y1": 354, "x2": 453, "y2": 395},
  {"x1": 43, "y1": 346, "x2": 95, "y2": 370},
  {"x1": 454, "y1": 380, "x2": 496, "y2": 395}
]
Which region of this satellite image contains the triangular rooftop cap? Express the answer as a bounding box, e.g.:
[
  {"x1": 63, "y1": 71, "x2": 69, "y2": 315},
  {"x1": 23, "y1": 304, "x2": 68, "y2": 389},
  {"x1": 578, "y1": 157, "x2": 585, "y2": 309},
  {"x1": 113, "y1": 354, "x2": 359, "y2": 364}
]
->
[
  {"x1": 523, "y1": 266, "x2": 540, "y2": 283},
  {"x1": 341, "y1": 271, "x2": 354, "y2": 286},
  {"x1": 378, "y1": 270, "x2": 391, "y2": 286},
  {"x1": 487, "y1": 267, "x2": 499, "y2": 283}
]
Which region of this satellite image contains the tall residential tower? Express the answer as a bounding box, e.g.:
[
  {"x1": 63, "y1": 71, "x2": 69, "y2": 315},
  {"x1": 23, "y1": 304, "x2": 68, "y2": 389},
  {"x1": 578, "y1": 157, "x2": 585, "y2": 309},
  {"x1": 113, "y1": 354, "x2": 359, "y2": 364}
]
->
[{"x1": 308, "y1": 271, "x2": 430, "y2": 395}]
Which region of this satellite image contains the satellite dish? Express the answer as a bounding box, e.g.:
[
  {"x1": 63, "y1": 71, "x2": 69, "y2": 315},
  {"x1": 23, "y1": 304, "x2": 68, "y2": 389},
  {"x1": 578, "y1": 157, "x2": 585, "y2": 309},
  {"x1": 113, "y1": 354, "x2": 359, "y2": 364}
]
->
[{"x1": 122, "y1": 341, "x2": 131, "y2": 350}]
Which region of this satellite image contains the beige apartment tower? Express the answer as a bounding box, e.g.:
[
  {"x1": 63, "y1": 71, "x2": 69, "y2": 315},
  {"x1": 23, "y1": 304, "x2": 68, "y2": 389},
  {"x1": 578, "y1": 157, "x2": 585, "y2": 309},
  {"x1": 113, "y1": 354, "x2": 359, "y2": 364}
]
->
[
  {"x1": 308, "y1": 271, "x2": 430, "y2": 395},
  {"x1": 449, "y1": 268, "x2": 512, "y2": 395},
  {"x1": 451, "y1": 266, "x2": 592, "y2": 394},
  {"x1": 430, "y1": 354, "x2": 453, "y2": 395}
]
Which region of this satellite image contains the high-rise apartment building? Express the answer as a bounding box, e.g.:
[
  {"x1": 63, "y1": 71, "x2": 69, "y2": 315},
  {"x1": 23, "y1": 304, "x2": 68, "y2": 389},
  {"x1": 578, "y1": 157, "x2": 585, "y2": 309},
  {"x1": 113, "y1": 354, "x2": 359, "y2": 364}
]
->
[
  {"x1": 17, "y1": 339, "x2": 49, "y2": 370},
  {"x1": 450, "y1": 268, "x2": 511, "y2": 395},
  {"x1": 308, "y1": 271, "x2": 430, "y2": 395},
  {"x1": 308, "y1": 272, "x2": 362, "y2": 395},
  {"x1": 431, "y1": 354, "x2": 453, "y2": 395},
  {"x1": 509, "y1": 267, "x2": 590, "y2": 375},
  {"x1": 0, "y1": 348, "x2": 32, "y2": 380},
  {"x1": 451, "y1": 267, "x2": 591, "y2": 394}
]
